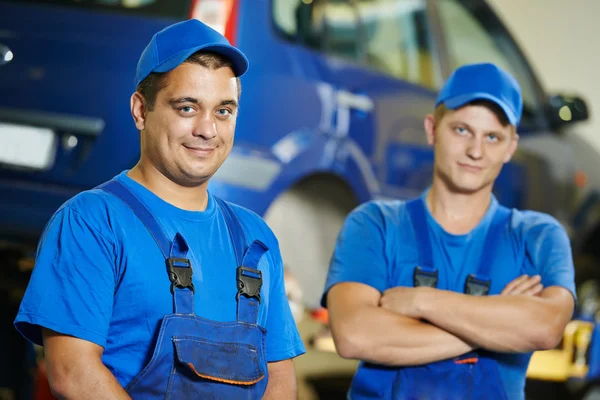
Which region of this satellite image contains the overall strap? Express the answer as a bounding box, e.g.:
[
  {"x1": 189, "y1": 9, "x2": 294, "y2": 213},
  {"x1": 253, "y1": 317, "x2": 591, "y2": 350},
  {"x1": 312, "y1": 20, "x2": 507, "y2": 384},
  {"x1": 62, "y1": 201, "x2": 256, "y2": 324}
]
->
[
  {"x1": 215, "y1": 197, "x2": 267, "y2": 325},
  {"x1": 458, "y1": 206, "x2": 514, "y2": 365},
  {"x1": 98, "y1": 180, "x2": 194, "y2": 314},
  {"x1": 465, "y1": 206, "x2": 512, "y2": 296},
  {"x1": 214, "y1": 197, "x2": 247, "y2": 265},
  {"x1": 406, "y1": 198, "x2": 438, "y2": 288}
]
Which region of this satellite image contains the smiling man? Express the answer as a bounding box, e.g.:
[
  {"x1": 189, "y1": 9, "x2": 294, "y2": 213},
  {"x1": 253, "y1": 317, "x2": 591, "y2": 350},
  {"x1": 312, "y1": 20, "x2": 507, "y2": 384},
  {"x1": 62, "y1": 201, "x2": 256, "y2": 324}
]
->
[
  {"x1": 323, "y1": 63, "x2": 576, "y2": 400},
  {"x1": 14, "y1": 19, "x2": 304, "y2": 400}
]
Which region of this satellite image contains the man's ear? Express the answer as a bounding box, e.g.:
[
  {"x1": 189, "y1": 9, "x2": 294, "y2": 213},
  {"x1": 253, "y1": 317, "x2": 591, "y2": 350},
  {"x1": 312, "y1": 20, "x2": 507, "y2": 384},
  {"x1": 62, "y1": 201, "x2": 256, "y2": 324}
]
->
[
  {"x1": 424, "y1": 114, "x2": 436, "y2": 146},
  {"x1": 131, "y1": 92, "x2": 148, "y2": 131},
  {"x1": 504, "y1": 131, "x2": 520, "y2": 163}
]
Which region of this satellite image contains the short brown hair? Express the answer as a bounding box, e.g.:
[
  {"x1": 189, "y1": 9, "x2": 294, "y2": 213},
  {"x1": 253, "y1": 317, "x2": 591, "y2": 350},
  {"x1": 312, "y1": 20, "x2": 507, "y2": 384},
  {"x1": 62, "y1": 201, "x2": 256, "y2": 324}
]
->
[
  {"x1": 434, "y1": 99, "x2": 513, "y2": 129},
  {"x1": 136, "y1": 51, "x2": 242, "y2": 111}
]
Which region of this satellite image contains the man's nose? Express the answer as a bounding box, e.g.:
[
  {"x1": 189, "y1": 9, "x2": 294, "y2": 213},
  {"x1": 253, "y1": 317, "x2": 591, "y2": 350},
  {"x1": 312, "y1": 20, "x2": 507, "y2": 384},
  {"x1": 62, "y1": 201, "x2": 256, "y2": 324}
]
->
[
  {"x1": 193, "y1": 113, "x2": 217, "y2": 139},
  {"x1": 466, "y1": 136, "x2": 484, "y2": 159}
]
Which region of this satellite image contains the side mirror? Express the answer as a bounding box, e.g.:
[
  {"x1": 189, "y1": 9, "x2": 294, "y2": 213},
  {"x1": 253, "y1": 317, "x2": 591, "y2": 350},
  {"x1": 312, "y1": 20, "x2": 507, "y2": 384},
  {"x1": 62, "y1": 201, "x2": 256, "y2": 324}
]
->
[
  {"x1": 547, "y1": 93, "x2": 589, "y2": 128},
  {"x1": 295, "y1": 1, "x2": 324, "y2": 49}
]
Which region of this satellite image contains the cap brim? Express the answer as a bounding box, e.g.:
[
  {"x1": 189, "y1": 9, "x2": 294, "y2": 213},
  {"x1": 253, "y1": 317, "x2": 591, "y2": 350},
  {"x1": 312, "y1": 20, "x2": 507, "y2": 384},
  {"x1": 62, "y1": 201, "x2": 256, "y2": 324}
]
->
[
  {"x1": 153, "y1": 43, "x2": 249, "y2": 77},
  {"x1": 443, "y1": 92, "x2": 518, "y2": 126}
]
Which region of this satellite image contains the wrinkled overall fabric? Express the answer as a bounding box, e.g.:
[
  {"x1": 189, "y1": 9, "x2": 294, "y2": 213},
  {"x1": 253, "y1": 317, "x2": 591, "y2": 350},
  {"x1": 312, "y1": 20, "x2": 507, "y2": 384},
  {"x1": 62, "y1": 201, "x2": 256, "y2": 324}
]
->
[
  {"x1": 101, "y1": 180, "x2": 268, "y2": 399},
  {"x1": 349, "y1": 198, "x2": 513, "y2": 400}
]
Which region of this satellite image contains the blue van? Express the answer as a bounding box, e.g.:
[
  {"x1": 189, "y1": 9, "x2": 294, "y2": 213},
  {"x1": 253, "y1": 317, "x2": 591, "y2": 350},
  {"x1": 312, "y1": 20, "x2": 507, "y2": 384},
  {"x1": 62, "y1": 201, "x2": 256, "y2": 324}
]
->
[{"x1": 0, "y1": 0, "x2": 596, "y2": 397}]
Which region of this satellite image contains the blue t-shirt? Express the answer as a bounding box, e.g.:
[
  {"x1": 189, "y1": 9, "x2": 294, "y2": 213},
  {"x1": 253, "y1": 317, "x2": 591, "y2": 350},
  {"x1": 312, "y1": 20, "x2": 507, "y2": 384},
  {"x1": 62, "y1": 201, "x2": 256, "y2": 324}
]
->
[
  {"x1": 323, "y1": 193, "x2": 576, "y2": 398},
  {"x1": 15, "y1": 171, "x2": 305, "y2": 387}
]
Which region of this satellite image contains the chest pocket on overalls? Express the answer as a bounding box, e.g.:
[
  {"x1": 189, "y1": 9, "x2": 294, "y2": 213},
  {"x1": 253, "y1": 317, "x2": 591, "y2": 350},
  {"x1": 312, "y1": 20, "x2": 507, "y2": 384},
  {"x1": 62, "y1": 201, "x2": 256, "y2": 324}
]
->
[
  {"x1": 100, "y1": 180, "x2": 269, "y2": 400},
  {"x1": 388, "y1": 198, "x2": 513, "y2": 400}
]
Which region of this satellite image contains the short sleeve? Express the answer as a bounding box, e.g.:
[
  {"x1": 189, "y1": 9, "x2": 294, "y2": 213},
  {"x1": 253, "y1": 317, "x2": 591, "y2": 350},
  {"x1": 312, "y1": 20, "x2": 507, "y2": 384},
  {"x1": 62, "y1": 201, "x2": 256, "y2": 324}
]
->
[
  {"x1": 14, "y1": 206, "x2": 117, "y2": 347},
  {"x1": 525, "y1": 216, "x2": 577, "y2": 302},
  {"x1": 264, "y1": 235, "x2": 306, "y2": 362},
  {"x1": 321, "y1": 202, "x2": 389, "y2": 308}
]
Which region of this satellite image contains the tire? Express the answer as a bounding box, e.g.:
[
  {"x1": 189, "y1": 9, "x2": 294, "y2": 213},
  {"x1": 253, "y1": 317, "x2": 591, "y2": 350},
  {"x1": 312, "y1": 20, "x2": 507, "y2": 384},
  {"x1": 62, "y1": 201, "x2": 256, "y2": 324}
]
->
[{"x1": 263, "y1": 178, "x2": 356, "y2": 311}]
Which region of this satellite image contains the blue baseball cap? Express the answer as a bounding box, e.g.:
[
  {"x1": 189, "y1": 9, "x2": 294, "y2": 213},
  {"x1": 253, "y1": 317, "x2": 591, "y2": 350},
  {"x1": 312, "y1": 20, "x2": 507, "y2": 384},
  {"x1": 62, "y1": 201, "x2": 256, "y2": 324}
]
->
[
  {"x1": 135, "y1": 19, "x2": 249, "y2": 87},
  {"x1": 435, "y1": 63, "x2": 523, "y2": 126}
]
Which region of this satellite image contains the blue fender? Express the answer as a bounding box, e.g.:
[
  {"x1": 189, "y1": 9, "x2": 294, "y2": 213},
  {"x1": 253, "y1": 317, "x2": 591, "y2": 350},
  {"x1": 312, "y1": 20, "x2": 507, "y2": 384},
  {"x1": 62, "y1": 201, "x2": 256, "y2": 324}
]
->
[{"x1": 208, "y1": 129, "x2": 377, "y2": 216}]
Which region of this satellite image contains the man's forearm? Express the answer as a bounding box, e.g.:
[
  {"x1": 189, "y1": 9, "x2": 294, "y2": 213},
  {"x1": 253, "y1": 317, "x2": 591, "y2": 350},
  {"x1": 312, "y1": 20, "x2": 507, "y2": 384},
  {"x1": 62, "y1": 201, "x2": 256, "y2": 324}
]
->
[
  {"x1": 48, "y1": 359, "x2": 130, "y2": 400},
  {"x1": 332, "y1": 305, "x2": 475, "y2": 366},
  {"x1": 416, "y1": 287, "x2": 572, "y2": 353},
  {"x1": 263, "y1": 378, "x2": 295, "y2": 400},
  {"x1": 263, "y1": 360, "x2": 296, "y2": 400}
]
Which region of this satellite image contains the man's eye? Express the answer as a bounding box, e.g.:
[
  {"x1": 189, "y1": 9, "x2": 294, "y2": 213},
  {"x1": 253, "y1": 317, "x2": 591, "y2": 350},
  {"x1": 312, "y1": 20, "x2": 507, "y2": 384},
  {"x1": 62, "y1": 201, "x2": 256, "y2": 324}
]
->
[
  {"x1": 217, "y1": 109, "x2": 232, "y2": 116},
  {"x1": 455, "y1": 127, "x2": 468, "y2": 135},
  {"x1": 487, "y1": 134, "x2": 499, "y2": 142},
  {"x1": 179, "y1": 106, "x2": 194, "y2": 113}
]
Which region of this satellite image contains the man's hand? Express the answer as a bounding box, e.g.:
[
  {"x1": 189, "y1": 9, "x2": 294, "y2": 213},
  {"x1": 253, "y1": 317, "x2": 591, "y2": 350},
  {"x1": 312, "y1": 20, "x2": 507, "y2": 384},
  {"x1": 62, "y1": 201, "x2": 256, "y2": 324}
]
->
[
  {"x1": 380, "y1": 286, "x2": 426, "y2": 318},
  {"x1": 380, "y1": 275, "x2": 543, "y2": 319},
  {"x1": 329, "y1": 283, "x2": 476, "y2": 366},
  {"x1": 501, "y1": 275, "x2": 543, "y2": 296}
]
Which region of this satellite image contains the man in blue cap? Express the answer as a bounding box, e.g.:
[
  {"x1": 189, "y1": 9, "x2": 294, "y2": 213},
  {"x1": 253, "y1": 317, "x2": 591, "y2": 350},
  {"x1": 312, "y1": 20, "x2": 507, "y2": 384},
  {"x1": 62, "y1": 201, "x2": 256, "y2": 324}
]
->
[
  {"x1": 323, "y1": 63, "x2": 576, "y2": 399},
  {"x1": 14, "y1": 19, "x2": 304, "y2": 399}
]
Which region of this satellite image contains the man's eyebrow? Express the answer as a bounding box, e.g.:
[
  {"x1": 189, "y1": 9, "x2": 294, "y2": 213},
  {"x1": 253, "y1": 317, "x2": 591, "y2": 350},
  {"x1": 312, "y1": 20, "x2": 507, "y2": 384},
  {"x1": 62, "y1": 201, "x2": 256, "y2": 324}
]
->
[
  {"x1": 486, "y1": 129, "x2": 506, "y2": 137},
  {"x1": 450, "y1": 121, "x2": 473, "y2": 131},
  {"x1": 168, "y1": 97, "x2": 198, "y2": 105},
  {"x1": 167, "y1": 98, "x2": 238, "y2": 108},
  {"x1": 451, "y1": 121, "x2": 506, "y2": 137},
  {"x1": 221, "y1": 99, "x2": 238, "y2": 108}
]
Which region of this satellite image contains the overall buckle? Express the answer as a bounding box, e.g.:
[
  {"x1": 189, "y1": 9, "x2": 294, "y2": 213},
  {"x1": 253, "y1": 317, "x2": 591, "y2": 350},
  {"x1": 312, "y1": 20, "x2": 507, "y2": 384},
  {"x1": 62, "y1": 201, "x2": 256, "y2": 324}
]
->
[
  {"x1": 413, "y1": 266, "x2": 438, "y2": 288},
  {"x1": 237, "y1": 266, "x2": 262, "y2": 303},
  {"x1": 166, "y1": 257, "x2": 195, "y2": 293},
  {"x1": 464, "y1": 274, "x2": 490, "y2": 296}
]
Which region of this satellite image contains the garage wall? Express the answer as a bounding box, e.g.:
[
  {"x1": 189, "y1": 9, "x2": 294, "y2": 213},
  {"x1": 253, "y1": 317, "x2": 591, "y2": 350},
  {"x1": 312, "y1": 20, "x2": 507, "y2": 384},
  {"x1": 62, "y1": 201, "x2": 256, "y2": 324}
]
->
[{"x1": 488, "y1": 0, "x2": 599, "y2": 151}]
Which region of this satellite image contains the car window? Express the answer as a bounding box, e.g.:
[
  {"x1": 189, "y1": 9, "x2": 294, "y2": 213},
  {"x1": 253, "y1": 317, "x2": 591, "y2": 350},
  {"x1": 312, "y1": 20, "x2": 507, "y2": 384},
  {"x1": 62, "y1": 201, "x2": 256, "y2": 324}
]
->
[
  {"x1": 3, "y1": 0, "x2": 190, "y2": 19},
  {"x1": 272, "y1": 0, "x2": 305, "y2": 37},
  {"x1": 437, "y1": 0, "x2": 545, "y2": 129},
  {"x1": 273, "y1": 0, "x2": 360, "y2": 61},
  {"x1": 356, "y1": 0, "x2": 439, "y2": 89},
  {"x1": 273, "y1": 0, "x2": 439, "y2": 87}
]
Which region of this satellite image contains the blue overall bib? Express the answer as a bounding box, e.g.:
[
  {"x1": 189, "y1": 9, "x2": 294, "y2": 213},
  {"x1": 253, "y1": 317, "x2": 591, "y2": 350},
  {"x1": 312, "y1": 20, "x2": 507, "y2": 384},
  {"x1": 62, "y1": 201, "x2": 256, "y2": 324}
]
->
[
  {"x1": 349, "y1": 197, "x2": 515, "y2": 400},
  {"x1": 100, "y1": 180, "x2": 269, "y2": 399}
]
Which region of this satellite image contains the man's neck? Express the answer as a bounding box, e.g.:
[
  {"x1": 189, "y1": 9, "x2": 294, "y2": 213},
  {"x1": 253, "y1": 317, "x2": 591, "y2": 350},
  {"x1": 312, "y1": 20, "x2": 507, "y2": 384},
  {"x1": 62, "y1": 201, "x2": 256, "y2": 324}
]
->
[
  {"x1": 426, "y1": 178, "x2": 493, "y2": 235},
  {"x1": 127, "y1": 163, "x2": 209, "y2": 212}
]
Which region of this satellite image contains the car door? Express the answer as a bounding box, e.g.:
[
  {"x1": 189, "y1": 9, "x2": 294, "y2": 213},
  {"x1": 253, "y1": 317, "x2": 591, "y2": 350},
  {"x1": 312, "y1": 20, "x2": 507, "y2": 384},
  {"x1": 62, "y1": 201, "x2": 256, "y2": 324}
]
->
[
  {"x1": 318, "y1": 0, "x2": 443, "y2": 200},
  {"x1": 355, "y1": 0, "x2": 442, "y2": 199}
]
